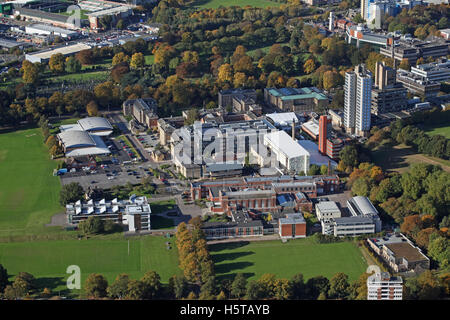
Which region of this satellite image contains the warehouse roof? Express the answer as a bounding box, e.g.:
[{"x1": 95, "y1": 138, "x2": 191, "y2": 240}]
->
[
  {"x1": 264, "y1": 130, "x2": 309, "y2": 159},
  {"x1": 26, "y1": 43, "x2": 91, "y2": 61}
]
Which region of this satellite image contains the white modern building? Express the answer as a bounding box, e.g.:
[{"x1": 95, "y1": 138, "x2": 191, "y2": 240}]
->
[
  {"x1": 263, "y1": 130, "x2": 310, "y2": 174},
  {"x1": 411, "y1": 59, "x2": 450, "y2": 83},
  {"x1": 57, "y1": 117, "x2": 114, "y2": 157},
  {"x1": 344, "y1": 64, "x2": 373, "y2": 137},
  {"x1": 347, "y1": 196, "x2": 382, "y2": 233},
  {"x1": 25, "y1": 23, "x2": 78, "y2": 38},
  {"x1": 60, "y1": 117, "x2": 113, "y2": 136},
  {"x1": 367, "y1": 272, "x2": 403, "y2": 300},
  {"x1": 316, "y1": 201, "x2": 341, "y2": 221},
  {"x1": 66, "y1": 195, "x2": 151, "y2": 231},
  {"x1": 332, "y1": 216, "x2": 376, "y2": 236}
]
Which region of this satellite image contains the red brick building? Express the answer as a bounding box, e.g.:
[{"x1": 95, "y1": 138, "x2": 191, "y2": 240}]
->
[{"x1": 279, "y1": 213, "x2": 307, "y2": 239}]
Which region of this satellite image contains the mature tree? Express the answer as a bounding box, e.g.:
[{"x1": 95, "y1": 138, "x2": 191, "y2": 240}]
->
[
  {"x1": 306, "y1": 275, "x2": 330, "y2": 299},
  {"x1": 307, "y1": 164, "x2": 320, "y2": 176},
  {"x1": 400, "y1": 215, "x2": 423, "y2": 237},
  {"x1": 303, "y1": 59, "x2": 316, "y2": 74},
  {"x1": 84, "y1": 273, "x2": 108, "y2": 298},
  {"x1": 339, "y1": 145, "x2": 359, "y2": 169},
  {"x1": 112, "y1": 52, "x2": 130, "y2": 66},
  {"x1": 351, "y1": 177, "x2": 371, "y2": 197},
  {"x1": 78, "y1": 216, "x2": 104, "y2": 235},
  {"x1": 290, "y1": 273, "x2": 305, "y2": 299},
  {"x1": 328, "y1": 272, "x2": 350, "y2": 300},
  {"x1": 107, "y1": 274, "x2": 130, "y2": 299},
  {"x1": 59, "y1": 182, "x2": 84, "y2": 205},
  {"x1": 141, "y1": 270, "x2": 161, "y2": 299},
  {"x1": 427, "y1": 233, "x2": 449, "y2": 269},
  {"x1": 76, "y1": 49, "x2": 94, "y2": 65},
  {"x1": 231, "y1": 273, "x2": 247, "y2": 299},
  {"x1": 168, "y1": 275, "x2": 187, "y2": 299},
  {"x1": 65, "y1": 56, "x2": 82, "y2": 73},
  {"x1": 0, "y1": 264, "x2": 9, "y2": 293},
  {"x1": 49, "y1": 53, "x2": 65, "y2": 74},
  {"x1": 86, "y1": 100, "x2": 99, "y2": 117},
  {"x1": 130, "y1": 52, "x2": 145, "y2": 70},
  {"x1": 245, "y1": 280, "x2": 263, "y2": 300},
  {"x1": 21, "y1": 60, "x2": 39, "y2": 84},
  {"x1": 218, "y1": 64, "x2": 233, "y2": 83},
  {"x1": 126, "y1": 279, "x2": 147, "y2": 300}
]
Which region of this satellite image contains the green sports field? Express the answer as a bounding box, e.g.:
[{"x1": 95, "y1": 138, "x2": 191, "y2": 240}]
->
[
  {"x1": 0, "y1": 127, "x2": 62, "y2": 237},
  {"x1": 193, "y1": 0, "x2": 282, "y2": 9},
  {"x1": 423, "y1": 124, "x2": 450, "y2": 139},
  {"x1": 210, "y1": 238, "x2": 367, "y2": 282},
  {"x1": 0, "y1": 236, "x2": 180, "y2": 295}
]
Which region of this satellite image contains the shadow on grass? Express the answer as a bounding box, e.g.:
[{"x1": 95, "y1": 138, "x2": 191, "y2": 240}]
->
[
  {"x1": 211, "y1": 251, "x2": 254, "y2": 263},
  {"x1": 215, "y1": 261, "x2": 254, "y2": 275},
  {"x1": 371, "y1": 144, "x2": 417, "y2": 172},
  {"x1": 208, "y1": 241, "x2": 250, "y2": 252},
  {"x1": 34, "y1": 276, "x2": 66, "y2": 291},
  {"x1": 216, "y1": 272, "x2": 255, "y2": 282}
]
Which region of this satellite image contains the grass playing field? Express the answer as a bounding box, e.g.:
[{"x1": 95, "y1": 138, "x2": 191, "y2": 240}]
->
[
  {"x1": 193, "y1": 0, "x2": 282, "y2": 9},
  {"x1": 210, "y1": 238, "x2": 367, "y2": 282},
  {"x1": 423, "y1": 124, "x2": 450, "y2": 139},
  {"x1": 0, "y1": 236, "x2": 181, "y2": 295},
  {"x1": 371, "y1": 142, "x2": 450, "y2": 173},
  {"x1": 0, "y1": 127, "x2": 62, "y2": 237}
]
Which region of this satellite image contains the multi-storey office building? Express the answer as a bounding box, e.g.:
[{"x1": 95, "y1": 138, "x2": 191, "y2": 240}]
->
[{"x1": 410, "y1": 58, "x2": 450, "y2": 83}]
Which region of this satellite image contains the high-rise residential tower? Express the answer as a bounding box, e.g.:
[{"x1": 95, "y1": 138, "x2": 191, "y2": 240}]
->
[{"x1": 344, "y1": 64, "x2": 372, "y2": 136}]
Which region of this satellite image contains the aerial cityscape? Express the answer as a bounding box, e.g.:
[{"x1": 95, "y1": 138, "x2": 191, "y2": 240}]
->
[{"x1": 0, "y1": 0, "x2": 448, "y2": 306}]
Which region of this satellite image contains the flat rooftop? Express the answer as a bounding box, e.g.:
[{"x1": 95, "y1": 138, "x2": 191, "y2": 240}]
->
[
  {"x1": 385, "y1": 242, "x2": 428, "y2": 263},
  {"x1": 26, "y1": 43, "x2": 91, "y2": 60},
  {"x1": 264, "y1": 130, "x2": 309, "y2": 159}
]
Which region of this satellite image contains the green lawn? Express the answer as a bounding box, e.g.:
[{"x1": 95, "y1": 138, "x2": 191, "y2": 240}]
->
[
  {"x1": 210, "y1": 238, "x2": 367, "y2": 282},
  {"x1": 371, "y1": 142, "x2": 450, "y2": 173},
  {"x1": 193, "y1": 0, "x2": 282, "y2": 9},
  {"x1": 0, "y1": 127, "x2": 62, "y2": 237},
  {"x1": 47, "y1": 70, "x2": 109, "y2": 83},
  {"x1": 145, "y1": 54, "x2": 154, "y2": 65},
  {"x1": 150, "y1": 199, "x2": 177, "y2": 214},
  {"x1": 423, "y1": 124, "x2": 450, "y2": 139},
  {"x1": 0, "y1": 236, "x2": 180, "y2": 295}
]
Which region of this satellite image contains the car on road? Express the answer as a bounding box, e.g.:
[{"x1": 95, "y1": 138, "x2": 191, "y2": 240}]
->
[{"x1": 108, "y1": 176, "x2": 115, "y2": 180}]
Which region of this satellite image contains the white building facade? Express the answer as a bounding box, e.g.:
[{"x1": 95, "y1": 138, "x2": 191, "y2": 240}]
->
[
  {"x1": 367, "y1": 272, "x2": 403, "y2": 300},
  {"x1": 344, "y1": 64, "x2": 372, "y2": 136}
]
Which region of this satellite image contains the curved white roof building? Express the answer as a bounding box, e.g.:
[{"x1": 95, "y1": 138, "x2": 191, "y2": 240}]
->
[
  {"x1": 60, "y1": 117, "x2": 113, "y2": 136},
  {"x1": 57, "y1": 130, "x2": 110, "y2": 157}
]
